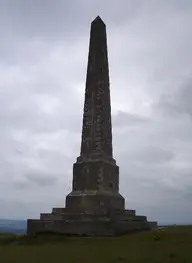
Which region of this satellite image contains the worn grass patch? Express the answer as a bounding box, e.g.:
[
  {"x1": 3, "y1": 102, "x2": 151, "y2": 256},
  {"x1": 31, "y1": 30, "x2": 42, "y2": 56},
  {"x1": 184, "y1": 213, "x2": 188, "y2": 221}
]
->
[{"x1": 0, "y1": 226, "x2": 192, "y2": 263}]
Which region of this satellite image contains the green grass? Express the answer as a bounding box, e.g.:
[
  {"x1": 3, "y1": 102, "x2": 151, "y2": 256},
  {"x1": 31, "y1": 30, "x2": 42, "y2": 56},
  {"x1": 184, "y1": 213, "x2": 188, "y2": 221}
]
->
[{"x1": 0, "y1": 226, "x2": 192, "y2": 263}]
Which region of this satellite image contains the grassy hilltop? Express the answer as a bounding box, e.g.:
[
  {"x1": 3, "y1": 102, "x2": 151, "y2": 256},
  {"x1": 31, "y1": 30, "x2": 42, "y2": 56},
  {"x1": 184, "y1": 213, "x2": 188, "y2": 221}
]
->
[{"x1": 0, "y1": 225, "x2": 192, "y2": 263}]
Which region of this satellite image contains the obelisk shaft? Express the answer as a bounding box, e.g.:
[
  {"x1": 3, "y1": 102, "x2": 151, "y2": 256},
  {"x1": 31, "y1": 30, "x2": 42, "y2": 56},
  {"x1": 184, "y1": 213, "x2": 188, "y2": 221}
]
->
[{"x1": 80, "y1": 16, "x2": 113, "y2": 159}]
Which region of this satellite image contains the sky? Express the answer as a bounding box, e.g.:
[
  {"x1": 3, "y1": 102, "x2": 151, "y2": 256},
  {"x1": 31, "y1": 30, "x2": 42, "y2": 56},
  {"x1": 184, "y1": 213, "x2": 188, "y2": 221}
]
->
[{"x1": 0, "y1": 0, "x2": 192, "y2": 225}]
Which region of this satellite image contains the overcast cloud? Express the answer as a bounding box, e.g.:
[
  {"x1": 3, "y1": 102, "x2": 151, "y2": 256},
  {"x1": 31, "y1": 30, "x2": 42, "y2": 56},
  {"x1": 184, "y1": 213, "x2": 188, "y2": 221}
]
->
[{"x1": 0, "y1": 0, "x2": 192, "y2": 225}]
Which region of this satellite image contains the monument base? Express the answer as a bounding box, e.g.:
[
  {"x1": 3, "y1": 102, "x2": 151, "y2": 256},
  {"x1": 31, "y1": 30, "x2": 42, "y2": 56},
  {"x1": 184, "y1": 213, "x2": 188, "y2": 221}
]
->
[{"x1": 27, "y1": 208, "x2": 157, "y2": 236}]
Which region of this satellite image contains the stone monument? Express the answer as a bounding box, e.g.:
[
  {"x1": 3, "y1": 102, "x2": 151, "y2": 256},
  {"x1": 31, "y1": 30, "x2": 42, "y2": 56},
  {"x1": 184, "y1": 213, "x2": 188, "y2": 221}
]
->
[{"x1": 27, "y1": 16, "x2": 157, "y2": 236}]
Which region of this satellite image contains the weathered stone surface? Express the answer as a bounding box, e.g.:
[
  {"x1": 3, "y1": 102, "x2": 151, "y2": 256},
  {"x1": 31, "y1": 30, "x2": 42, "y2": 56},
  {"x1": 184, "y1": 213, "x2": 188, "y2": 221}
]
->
[
  {"x1": 80, "y1": 16, "x2": 112, "y2": 159},
  {"x1": 65, "y1": 191, "x2": 125, "y2": 213},
  {"x1": 27, "y1": 209, "x2": 151, "y2": 236},
  {"x1": 27, "y1": 16, "x2": 157, "y2": 236},
  {"x1": 27, "y1": 219, "x2": 150, "y2": 236}
]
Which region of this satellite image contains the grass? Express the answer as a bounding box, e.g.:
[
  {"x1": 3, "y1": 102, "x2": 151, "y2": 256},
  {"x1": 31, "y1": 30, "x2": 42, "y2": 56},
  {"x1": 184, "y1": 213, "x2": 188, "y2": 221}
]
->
[{"x1": 0, "y1": 226, "x2": 192, "y2": 263}]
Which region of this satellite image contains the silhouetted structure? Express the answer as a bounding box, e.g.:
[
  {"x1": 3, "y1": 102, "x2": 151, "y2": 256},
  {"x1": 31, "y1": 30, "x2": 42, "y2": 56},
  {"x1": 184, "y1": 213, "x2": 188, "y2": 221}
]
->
[{"x1": 27, "y1": 16, "x2": 157, "y2": 236}]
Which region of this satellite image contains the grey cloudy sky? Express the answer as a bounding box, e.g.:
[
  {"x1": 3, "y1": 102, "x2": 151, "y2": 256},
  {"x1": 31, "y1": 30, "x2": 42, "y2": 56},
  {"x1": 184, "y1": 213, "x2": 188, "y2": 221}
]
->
[{"x1": 0, "y1": 0, "x2": 192, "y2": 224}]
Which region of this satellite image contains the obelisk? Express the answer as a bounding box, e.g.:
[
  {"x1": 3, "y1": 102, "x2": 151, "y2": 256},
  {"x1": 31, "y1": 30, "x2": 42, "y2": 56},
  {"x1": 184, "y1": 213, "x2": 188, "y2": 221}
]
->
[
  {"x1": 27, "y1": 16, "x2": 157, "y2": 236},
  {"x1": 65, "y1": 16, "x2": 125, "y2": 213}
]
